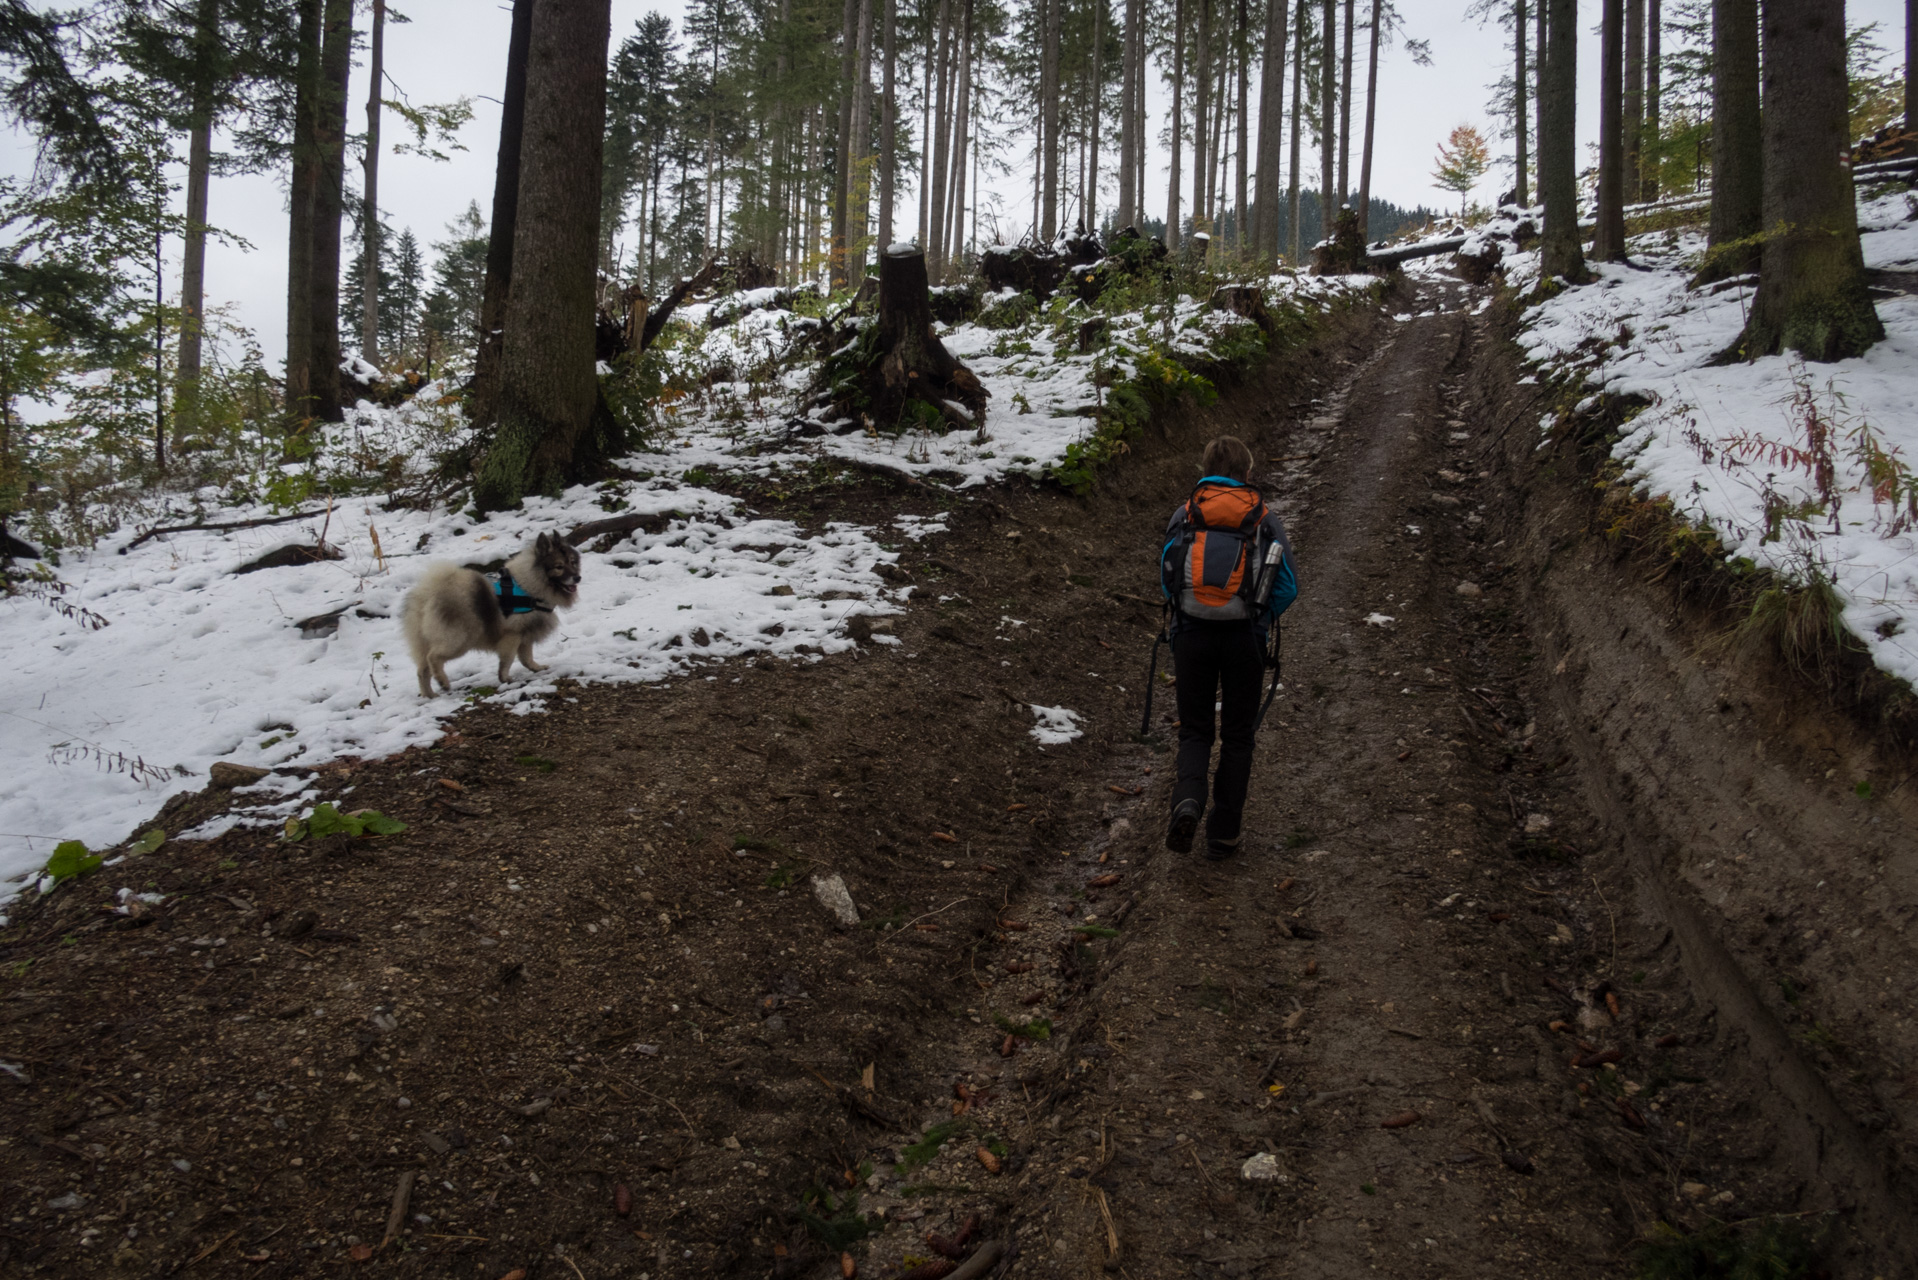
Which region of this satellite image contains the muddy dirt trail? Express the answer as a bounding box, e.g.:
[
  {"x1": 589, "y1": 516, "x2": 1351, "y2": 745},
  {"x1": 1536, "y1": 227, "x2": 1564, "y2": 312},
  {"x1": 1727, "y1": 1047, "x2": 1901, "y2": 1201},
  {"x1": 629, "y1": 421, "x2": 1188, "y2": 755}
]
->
[{"x1": 2, "y1": 276, "x2": 1911, "y2": 1280}]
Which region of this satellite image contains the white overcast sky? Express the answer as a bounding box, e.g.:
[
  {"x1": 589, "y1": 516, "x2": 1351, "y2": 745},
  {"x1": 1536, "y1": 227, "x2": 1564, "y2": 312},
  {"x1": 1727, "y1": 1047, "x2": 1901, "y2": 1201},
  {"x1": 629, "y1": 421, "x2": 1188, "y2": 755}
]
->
[{"x1": 1, "y1": 0, "x2": 1908, "y2": 369}]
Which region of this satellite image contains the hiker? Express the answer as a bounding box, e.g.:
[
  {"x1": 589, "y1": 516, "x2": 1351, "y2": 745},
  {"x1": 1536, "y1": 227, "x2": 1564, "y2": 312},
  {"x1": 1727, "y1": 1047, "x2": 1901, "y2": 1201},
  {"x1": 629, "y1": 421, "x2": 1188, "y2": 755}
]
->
[{"x1": 1157, "y1": 435, "x2": 1298, "y2": 860}]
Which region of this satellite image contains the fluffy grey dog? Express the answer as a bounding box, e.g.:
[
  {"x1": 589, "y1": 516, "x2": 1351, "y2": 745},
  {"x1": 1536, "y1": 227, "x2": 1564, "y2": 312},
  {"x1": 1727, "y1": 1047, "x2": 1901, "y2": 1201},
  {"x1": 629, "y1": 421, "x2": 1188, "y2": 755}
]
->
[{"x1": 402, "y1": 533, "x2": 581, "y2": 697}]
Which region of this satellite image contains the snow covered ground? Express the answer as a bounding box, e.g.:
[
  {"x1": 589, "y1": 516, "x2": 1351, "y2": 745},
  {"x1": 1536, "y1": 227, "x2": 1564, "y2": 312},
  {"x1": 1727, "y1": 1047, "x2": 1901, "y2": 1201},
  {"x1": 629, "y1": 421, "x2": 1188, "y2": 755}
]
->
[
  {"x1": 2, "y1": 267, "x2": 1373, "y2": 890},
  {"x1": 1507, "y1": 186, "x2": 1918, "y2": 688}
]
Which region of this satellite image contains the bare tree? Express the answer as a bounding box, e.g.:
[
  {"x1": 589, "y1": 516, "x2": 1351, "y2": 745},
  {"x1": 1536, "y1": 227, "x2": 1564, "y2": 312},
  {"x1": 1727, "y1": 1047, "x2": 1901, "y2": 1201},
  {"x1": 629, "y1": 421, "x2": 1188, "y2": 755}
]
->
[
  {"x1": 1642, "y1": 0, "x2": 1660, "y2": 200},
  {"x1": 1234, "y1": 0, "x2": 1248, "y2": 252},
  {"x1": 1194, "y1": 0, "x2": 1210, "y2": 233},
  {"x1": 1042, "y1": 0, "x2": 1061, "y2": 238},
  {"x1": 1736, "y1": 0, "x2": 1883, "y2": 360},
  {"x1": 1119, "y1": 0, "x2": 1139, "y2": 227}
]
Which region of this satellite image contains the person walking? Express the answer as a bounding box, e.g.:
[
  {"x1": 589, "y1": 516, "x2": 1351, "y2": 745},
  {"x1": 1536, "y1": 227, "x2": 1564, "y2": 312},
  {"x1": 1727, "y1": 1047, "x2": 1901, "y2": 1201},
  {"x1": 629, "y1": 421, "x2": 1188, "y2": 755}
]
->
[{"x1": 1158, "y1": 436, "x2": 1298, "y2": 859}]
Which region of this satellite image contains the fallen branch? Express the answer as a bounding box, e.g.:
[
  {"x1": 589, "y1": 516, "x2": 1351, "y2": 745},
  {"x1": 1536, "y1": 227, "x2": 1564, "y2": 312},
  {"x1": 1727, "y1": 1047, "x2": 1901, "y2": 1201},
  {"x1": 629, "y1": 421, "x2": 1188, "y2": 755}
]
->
[
  {"x1": 120, "y1": 508, "x2": 330, "y2": 555},
  {"x1": 564, "y1": 511, "x2": 672, "y2": 547},
  {"x1": 381, "y1": 1171, "x2": 417, "y2": 1248}
]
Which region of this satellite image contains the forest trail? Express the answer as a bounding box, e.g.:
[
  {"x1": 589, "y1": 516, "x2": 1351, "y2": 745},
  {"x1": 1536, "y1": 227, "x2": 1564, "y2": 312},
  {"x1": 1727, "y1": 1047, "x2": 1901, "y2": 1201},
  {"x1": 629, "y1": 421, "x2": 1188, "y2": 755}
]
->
[
  {"x1": 962, "y1": 279, "x2": 1650, "y2": 1276},
  {"x1": 2, "y1": 275, "x2": 1912, "y2": 1280}
]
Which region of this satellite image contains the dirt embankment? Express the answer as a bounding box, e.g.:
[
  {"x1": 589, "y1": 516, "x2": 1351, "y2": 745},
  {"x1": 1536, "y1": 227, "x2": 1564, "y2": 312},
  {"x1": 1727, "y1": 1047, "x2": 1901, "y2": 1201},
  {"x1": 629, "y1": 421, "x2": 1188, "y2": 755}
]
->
[
  {"x1": 0, "y1": 273, "x2": 1909, "y2": 1280},
  {"x1": 1473, "y1": 302, "x2": 1918, "y2": 1270}
]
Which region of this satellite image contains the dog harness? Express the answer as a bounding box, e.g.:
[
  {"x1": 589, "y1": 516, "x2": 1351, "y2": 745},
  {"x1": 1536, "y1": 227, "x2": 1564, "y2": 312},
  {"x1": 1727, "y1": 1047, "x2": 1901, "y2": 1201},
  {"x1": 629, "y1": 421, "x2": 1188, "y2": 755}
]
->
[{"x1": 494, "y1": 570, "x2": 553, "y2": 616}]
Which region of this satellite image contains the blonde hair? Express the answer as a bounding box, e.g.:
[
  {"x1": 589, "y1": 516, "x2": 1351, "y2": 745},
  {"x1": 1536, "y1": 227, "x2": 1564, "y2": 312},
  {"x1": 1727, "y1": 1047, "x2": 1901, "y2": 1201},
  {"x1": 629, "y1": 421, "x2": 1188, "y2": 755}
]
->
[{"x1": 1200, "y1": 436, "x2": 1254, "y2": 481}]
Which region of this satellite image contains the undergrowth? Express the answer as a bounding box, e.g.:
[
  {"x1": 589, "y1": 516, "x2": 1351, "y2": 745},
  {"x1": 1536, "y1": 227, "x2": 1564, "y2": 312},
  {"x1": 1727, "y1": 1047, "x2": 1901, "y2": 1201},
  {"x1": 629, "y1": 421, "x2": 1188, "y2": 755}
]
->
[
  {"x1": 1632, "y1": 1217, "x2": 1824, "y2": 1280},
  {"x1": 1527, "y1": 345, "x2": 1918, "y2": 747}
]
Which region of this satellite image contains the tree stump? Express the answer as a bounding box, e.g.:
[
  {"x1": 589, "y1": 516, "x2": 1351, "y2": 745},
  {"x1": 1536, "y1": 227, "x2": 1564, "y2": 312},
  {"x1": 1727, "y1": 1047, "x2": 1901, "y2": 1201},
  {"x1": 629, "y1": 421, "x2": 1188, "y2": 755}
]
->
[
  {"x1": 820, "y1": 247, "x2": 988, "y2": 433},
  {"x1": 1310, "y1": 207, "x2": 1370, "y2": 275}
]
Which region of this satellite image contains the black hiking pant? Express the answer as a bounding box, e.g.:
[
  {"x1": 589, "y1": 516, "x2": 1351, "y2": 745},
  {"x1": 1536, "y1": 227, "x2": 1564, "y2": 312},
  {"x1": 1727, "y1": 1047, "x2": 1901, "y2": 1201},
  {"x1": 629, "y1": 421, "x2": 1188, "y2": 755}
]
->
[{"x1": 1171, "y1": 622, "x2": 1266, "y2": 844}]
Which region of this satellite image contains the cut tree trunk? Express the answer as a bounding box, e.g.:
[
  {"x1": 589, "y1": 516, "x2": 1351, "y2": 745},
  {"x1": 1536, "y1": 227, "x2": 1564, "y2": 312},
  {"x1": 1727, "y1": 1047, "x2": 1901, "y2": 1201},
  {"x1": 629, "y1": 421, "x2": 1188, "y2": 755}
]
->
[
  {"x1": 1698, "y1": 0, "x2": 1761, "y2": 282},
  {"x1": 474, "y1": 0, "x2": 613, "y2": 511},
  {"x1": 1736, "y1": 0, "x2": 1883, "y2": 361},
  {"x1": 823, "y1": 247, "x2": 986, "y2": 433}
]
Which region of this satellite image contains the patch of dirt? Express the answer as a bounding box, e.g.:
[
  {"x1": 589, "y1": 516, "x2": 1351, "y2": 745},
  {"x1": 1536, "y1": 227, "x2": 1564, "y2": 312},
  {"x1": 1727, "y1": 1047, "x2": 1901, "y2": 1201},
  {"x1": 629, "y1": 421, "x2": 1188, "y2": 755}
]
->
[{"x1": 0, "y1": 272, "x2": 1906, "y2": 1280}]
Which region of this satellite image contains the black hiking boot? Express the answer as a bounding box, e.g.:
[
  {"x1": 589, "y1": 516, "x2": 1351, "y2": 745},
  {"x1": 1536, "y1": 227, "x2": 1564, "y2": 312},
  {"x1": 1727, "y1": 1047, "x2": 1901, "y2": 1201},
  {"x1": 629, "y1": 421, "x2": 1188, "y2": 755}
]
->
[
  {"x1": 1203, "y1": 833, "x2": 1241, "y2": 862},
  {"x1": 1165, "y1": 799, "x2": 1200, "y2": 853}
]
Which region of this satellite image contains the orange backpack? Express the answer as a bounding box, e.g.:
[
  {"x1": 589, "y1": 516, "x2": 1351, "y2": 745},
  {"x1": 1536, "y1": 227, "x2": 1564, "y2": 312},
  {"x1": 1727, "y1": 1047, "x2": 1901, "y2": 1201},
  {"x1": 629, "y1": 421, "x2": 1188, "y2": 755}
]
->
[{"x1": 1160, "y1": 479, "x2": 1269, "y2": 621}]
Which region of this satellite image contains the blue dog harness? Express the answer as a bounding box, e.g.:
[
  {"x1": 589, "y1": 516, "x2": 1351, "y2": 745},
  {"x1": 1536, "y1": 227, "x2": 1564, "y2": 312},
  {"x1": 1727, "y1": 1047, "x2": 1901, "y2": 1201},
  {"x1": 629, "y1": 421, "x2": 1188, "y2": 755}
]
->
[{"x1": 495, "y1": 570, "x2": 553, "y2": 616}]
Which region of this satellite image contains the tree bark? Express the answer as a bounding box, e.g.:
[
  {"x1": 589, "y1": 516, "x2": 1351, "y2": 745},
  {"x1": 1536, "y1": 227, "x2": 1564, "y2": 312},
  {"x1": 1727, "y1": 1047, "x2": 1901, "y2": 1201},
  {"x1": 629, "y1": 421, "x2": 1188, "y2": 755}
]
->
[
  {"x1": 475, "y1": 0, "x2": 613, "y2": 510},
  {"x1": 1908, "y1": 0, "x2": 1915, "y2": 158},
  {"x1": 177, "y1": 0, "x2": 219, "y2": 404},
  {"x1": 1042, "y1": 0, "x2": 1061, "y2": 238},
  {"x1": 361, "y1": 0, "x2": 385, "y2": 365},
  {"x1": 1195, "y1": 0, "x2": 1210, "y2": 232},
  {"x1": 852, "y1": 247, "x2": 985, "y2": 429},
  {"x1": 1167, "y1": 0, "x2": 1185, "y2": 249},
  {"x1": 1119, "y1": 0, "x2": 1138, "y2": 227},
  {"x1": 284, "y1": 0, "x2": 322, "y2": 427},
  {"x1": 1738, "y1": 0, "x2": 1883, "y2": 361},
  {"x1": 1625, "y1": 0, "x2": 1643, "y2": 210},
  {"x1": 832, "y1": 0, "x2": 858, "y2": 289},
  {"x1": 307, "y1": 0, "x2": 352, "y2": 423},
  {"x1": 928, "y1": 0, "x2": 952, "y2": 265},
  {"x1": 943, "y1": 0, "x2": 971, "y2": 274},
  {"x1": 1090, "y1": 0, "x2": 1103, "y2": 232},
  {"x1": 1514, "y1": 0, "x2": 1529, "y2": 205},
  {"x1": 1287, "y1": 0, "x2": 1304, "y2": 260},
  {"x1": 471, "y1": 0, "x2": 533, "y2": 427},
  {"x1": 1536, "y1": 0, "x2": 1547, "y2": 194},
  {"x1": 1701, "y1": 0, "x2": 1761, "y2": 279},
  {"x1": 1234, "y1": 0, "x2": 1248, "y2": 252},
  {"x1": 847, "y1": 0, "x2": 875, "y2": 287},
  {"x1": 1358, "y1": 0, "x2": 1379, "y2": 232},
  {"x1": 1540, "y1": 0, "x2": 1586, "y2": 279},
  {"x1": 1253, "y1": 0, "x2": 1287, "y2": 258},
  {"x1": 1337, "y1": 0, "x2": 1353, "y2": 205},
  {"x1": 1643, "y1": 0, "x2": 1660, "y2": 199},
  {"x1": 879, "y1": 0, "x2": 896, "y2": 252},
  {"x1": 1593, "y1": 0, "x2": 1626, "y2": 260},
  {"x1": 1319, "y1": 0, "x2": 1335, "y2": 228}
]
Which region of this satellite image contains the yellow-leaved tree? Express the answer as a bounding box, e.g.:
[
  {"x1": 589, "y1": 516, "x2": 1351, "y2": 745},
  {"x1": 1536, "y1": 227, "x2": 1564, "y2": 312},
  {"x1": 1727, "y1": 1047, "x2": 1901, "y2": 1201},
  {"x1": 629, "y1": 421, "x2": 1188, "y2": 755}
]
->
[{"x1": 1431, "y1": 125, "x2": 1493, "y2": 217}]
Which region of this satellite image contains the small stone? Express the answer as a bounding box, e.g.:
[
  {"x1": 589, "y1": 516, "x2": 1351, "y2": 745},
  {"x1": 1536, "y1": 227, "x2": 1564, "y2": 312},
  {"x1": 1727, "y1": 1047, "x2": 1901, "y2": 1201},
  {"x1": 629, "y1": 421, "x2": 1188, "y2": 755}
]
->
[
  {"x1": 722, "y1": 1136, "x2": 741, "y2": 1150},
  {"x1": 209, "y1": 761, "x2": 271, "y2": 789},
  {"x1": 1455, "y1": 582, "x2": 1483, "y2": 598},
  {"x1": 276, "y1": 909, "x2": 318, "y2": 940},
  {"x1": 45, "y1": 1192, "x2": 85, "y2": 1212},
  {"x1": 1524, "y1": 813, "x2": 1553, "y2": 836},
  {"x1": 811, "y1": 873, "x2": 860, "y2": 928},
  {"x1": 422, "y1": 1132, "x2": 451, "y2": 1155},
  {"x1": 769, "y1": 584, "x2": 795, "y2": 596},
  {"x1": 1681, "y1": 1182, "x2": 1708, "y2": 1199},
  {"x1": 1240, "y1": 1152, "x2": 1284, "y2": 1183}
]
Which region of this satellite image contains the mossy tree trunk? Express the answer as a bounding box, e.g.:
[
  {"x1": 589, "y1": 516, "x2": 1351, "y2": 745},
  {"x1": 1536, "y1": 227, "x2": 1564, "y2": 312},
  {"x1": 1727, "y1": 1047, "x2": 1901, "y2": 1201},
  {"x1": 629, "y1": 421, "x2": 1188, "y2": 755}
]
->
[
  {"x1": 1736, "y1": 0, "x2": 1884, "y2": 361},
  {"x1": 1697, "y1": 0, "x2": 1761, "y2": 283},
  {"x1": 474, "y1": 0, "x2": 612, "y2": 512}
]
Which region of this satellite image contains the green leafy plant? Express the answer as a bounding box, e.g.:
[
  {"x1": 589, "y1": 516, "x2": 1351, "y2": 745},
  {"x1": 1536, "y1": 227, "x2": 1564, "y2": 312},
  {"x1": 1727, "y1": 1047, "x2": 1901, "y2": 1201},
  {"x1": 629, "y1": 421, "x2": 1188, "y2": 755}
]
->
[
  {"x1": 992, "y1": 1013, "x2": 1053, "y2": 1039},
  {"x1": 794, "y1": 1183, "x2": 874, "y2": 1253},
  {"x1": 1633, "y1": 1218, "x2": 1822, "y2": 1280},
  {"x1": 514, "y1": 754, "x2": 558, "y2": 774},
  {"x1": 128, "y1": 828, "x2": 164, "y2": 855},
  {"x1": 282, "y1": 802, "x2": 407, "y2": 842},
  {"x1": 43, "y1": 840, "x2": 103, "y2": 884}
]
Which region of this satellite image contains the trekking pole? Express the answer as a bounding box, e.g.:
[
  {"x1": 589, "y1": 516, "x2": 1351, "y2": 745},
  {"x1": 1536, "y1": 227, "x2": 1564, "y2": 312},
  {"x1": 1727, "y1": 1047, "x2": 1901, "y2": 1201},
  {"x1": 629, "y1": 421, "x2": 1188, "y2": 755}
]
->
[
  {"x1": 1138, "y1": 627, "x2": 1167, "y2": 736},
  {"x1": 1254, "y1": 622, "x2": 1283, "y2": 734}
]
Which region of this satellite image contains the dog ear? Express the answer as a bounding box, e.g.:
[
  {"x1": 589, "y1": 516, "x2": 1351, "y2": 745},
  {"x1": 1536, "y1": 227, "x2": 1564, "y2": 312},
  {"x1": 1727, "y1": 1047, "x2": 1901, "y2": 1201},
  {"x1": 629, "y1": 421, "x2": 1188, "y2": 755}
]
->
[{"x1": 535, "y1": 531, "x2": 553, "y2": 552}]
